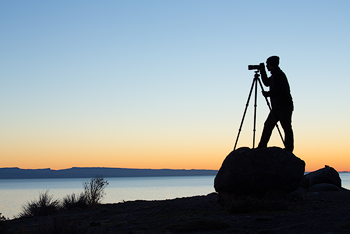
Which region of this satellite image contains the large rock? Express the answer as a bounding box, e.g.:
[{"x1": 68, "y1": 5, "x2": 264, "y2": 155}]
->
[
  {"x1": 214, "y1": 147, "x2": 305, "y2": 195},
  {"x1": 301, "y1": 165, "x2": 341, "y2": 189}
]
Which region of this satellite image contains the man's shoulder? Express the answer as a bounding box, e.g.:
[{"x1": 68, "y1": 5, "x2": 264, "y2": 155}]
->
[{"x1": 275, "y1": 68, "x2": 287, "y2": 78}]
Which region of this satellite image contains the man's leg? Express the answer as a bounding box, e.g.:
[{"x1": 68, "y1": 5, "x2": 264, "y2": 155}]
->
[
  {"x1": 258, "y1": 111, "x2": 279, "y2": 148},
  {"x1": 279, "y1": 106, "x2": 294, "y2": 152}
]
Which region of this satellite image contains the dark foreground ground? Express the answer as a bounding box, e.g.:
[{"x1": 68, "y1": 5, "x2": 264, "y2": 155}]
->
[{"x1": 2, "y1": 190, "x2": 350, "y2": 234}]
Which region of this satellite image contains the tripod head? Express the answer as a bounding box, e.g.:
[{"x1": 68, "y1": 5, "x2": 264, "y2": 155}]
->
[{"x1": 254, "y1": 70, "x2": 260, "y2": 79}]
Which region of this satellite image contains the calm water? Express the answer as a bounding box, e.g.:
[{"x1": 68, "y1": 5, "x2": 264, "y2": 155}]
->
[
  {"x1": 1, "y1": 173, "x2": 350, "y2": 219},
  {"x1": 0, "y1": 176, "x2": 215, "y2": 219}
]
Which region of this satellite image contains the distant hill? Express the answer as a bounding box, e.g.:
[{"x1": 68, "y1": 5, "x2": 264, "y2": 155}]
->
[{"x1": 0, "y1": 167, "x2": 218, "y2": 179}]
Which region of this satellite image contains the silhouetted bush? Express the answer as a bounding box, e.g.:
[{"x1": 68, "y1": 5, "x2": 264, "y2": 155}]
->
[
  {"x1": 62, "y1": 192, "x2": 88, "y2": 210},
  {"x1": 18, "y1": 190, "x2": 60, "y2": 217},
  {"x1": 62, "y1": 176, "x2": 109, "y2": 209},
  {"x1": 16, "y1": 176, "x2": 109, "y2": 218},
  {"x1": 83, "y1": 175, "x2": 109, "y2": 206}
]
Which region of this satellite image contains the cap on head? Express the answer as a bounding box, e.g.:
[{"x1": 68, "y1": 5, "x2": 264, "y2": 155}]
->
[{"x1": 266, "y1": 56, "x2": 280, "y2": 67}]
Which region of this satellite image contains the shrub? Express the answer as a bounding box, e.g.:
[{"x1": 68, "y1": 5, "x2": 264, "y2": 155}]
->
[
  {"x1": 18, "y1": 190, "x2": 60, "y2": 217},
  {"x1": 16, "y1": 176, "x2": 109, "y2": 218},
  {"x1": 83, "y1": 175, "x2": 109, "y2": 206},
  {"x1": 62, "y1": 175, "x2": 109, "y2": 209},
  {"x1": 62, "y1": 192, "x2": 88, "y2": 210}
]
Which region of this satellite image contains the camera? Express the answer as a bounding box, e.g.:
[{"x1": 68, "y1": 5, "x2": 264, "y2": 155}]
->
[
  {"x1": 248, "y1": 63, "x2": 264, "y2": 70},
  {"x1": 248, "y1": 65, "x2": 260, "y2": 70}
]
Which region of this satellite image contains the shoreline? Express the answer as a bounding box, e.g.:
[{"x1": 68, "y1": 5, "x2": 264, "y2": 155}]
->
[{"x1": 3, "y1": 190, "x2": 350, "y2": 233}]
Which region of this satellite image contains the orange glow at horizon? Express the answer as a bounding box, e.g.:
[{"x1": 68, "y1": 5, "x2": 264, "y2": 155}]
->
[
  {"x1": 2, "y1": 145, "x2": 349, "y2": 172},
  {"x1": 2, "y1": 121, "x2": 349, "y2": 172}
]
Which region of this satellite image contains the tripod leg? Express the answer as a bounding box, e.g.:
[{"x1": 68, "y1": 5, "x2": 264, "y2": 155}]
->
[
  {"x1": 233, "y1": 78, "x2": 256, "y2": 151},
  {"x1": 256, "y1": 78, "x2": 286, "y2": 147},
  {"x1": 253, "y1": 77, "x2": 258, "y2": 148}
]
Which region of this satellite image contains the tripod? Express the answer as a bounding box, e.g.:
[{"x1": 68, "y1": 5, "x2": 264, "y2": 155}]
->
[{"x1": 233, "y1": 70, "x2": 285, "y2": 151}]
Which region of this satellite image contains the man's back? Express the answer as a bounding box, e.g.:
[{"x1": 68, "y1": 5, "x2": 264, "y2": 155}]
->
[{"x1": 269, "y1": 67, "x2": 293, "y2": 110}]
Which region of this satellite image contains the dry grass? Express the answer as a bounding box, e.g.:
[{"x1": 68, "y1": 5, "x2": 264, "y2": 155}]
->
[
  {"x1": 17, "y1": 176, "x2": 109, "y2": 218},
  {"x1": 18, "y1": 190, "x2": 60, "y2": 218},
  {"x1": 62, "y1": 192, "x2": 88, "y2": 210}
]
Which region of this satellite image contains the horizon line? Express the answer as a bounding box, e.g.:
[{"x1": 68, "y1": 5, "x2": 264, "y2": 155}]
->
[
  {"x1": 0, "y1": 167, "x2": 219, "y2": 171},
  {"x1": 1, "y1": 167, "x2": 349, "y2": 173}
]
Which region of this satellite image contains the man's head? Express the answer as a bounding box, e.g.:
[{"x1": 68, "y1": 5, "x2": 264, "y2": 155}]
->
[{"x1": 266, "y1": 56, "x2": 279, "y2": 71}]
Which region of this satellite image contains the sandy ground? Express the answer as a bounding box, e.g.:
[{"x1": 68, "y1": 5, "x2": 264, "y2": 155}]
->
[{"x1": 2, "y1": 190, "x2": 350, "y2": 234}]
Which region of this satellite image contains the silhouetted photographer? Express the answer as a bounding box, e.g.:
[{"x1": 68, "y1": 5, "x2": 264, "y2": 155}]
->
[{"x1": 257, "y1": 56, "x2": 294, "y2": 152}]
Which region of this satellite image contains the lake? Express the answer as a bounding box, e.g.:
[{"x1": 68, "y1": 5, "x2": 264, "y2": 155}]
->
[
  {"x1": 1, "y1": 173, "x2": 350, "y2": 219},
  {"x1": 0, "y1": 175, "x2": 215, "y2": 219}
]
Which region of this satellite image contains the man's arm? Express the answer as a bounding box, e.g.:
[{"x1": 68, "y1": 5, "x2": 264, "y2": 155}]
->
[
  {"x1": 263, "y1": 70, "x2": 287, "y2": 98},
  {"x1": 259, "y1": 63, "x2": 269, "y2": 87}
]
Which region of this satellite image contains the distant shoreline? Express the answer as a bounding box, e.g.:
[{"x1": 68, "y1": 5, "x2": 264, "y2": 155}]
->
[
  {"x1": 1, "y1": 167, "x2": 348, "y2": 180},
  {"x1": 0, "y1": 167, "x2": 218, "y2": 179}
]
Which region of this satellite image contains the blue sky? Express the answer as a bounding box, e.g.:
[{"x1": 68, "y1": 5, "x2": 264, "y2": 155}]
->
[{"x1": 1, "y1": 0, "x2": 350, "y2": 171}]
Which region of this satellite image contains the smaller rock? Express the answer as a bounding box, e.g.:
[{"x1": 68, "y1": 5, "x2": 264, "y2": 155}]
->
[
  {"x1": 301, "y1": 165, "x2": 341, "y2": 189},
  {"x1": 309, "y1": 183, "x2": 342, "y2": 192}
]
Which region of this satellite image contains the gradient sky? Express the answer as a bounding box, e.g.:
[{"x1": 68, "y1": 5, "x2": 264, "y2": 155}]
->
[{"x1": 1, "y1": 0, "x2": 349, "y2": 172}]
